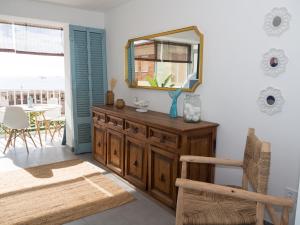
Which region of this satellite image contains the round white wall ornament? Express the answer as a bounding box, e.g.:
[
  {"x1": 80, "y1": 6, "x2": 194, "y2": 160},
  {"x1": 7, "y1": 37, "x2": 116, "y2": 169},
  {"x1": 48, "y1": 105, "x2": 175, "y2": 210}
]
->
[
  {"x1": 263, "y1": 7, "x2": 291, "y2": 36},
  {"x1": 261, "y1": 48, "x2": 288, "y2": 77},
  {"x1": 257, "y1": 87, "x2": 284, "y2": 115}
]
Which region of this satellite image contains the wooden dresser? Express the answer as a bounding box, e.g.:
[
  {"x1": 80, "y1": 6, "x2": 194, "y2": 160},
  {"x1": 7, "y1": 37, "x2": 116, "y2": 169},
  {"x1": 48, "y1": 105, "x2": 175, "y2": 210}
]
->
[{"x1": 92, "y1": 105, "x2": 218, "y2": 208}]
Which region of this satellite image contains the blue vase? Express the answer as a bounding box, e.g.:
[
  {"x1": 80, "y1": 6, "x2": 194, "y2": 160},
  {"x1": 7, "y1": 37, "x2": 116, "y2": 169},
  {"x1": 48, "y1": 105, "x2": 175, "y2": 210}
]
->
[{"x1": 168, "y1": 89, "x2": 182, "y2": 118}]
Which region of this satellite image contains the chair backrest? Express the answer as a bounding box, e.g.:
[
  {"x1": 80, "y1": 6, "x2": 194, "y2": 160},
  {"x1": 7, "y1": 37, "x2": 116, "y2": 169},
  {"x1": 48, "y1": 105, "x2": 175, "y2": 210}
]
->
[
  {"x1": 243, "y1": 128, "x2": 271, "y2": 194},
  {"x1": 2, "y1": 106, "x2": 29, "y2": 129},
  {"x1": 0, "y1": 97, "x2": 9, "y2": 107},
  {"x1": 44, "y1": 106, "x2": 62, "y2": 120},
  {"x1": 0, "y1": 110, "x2": 4, "y2": 123},
  {"x1": 48, "y1": 98, "x2": 59, "y2": 105},
  {"x1": 45, "y1": 98, "x2": 61, "y2": 119}
]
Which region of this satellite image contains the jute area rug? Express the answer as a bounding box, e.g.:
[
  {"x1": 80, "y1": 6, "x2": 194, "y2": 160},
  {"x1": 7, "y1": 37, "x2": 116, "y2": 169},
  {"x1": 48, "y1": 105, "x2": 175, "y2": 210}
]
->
[{"x1": 0, "y1": 159, "x2": 134, "y2": 225}]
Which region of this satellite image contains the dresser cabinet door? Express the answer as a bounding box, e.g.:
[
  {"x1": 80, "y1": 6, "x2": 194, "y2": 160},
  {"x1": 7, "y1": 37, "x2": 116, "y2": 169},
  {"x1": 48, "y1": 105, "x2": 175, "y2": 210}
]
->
[
  {"x1": 93, "y1": 125, "x2": 106, "y2": 164},
  {"x1": 148, "y1": 145, "x2": 178, "y2": 208},
  {"x1": 124, "y1": 136, "x2": 147, "y2": 190},
  {"x1": 106, "y1": 129, "x2": 124, "y2": 176},
  {"x1": 188, "y1": 131, "x2": 215, "y2": 182}
]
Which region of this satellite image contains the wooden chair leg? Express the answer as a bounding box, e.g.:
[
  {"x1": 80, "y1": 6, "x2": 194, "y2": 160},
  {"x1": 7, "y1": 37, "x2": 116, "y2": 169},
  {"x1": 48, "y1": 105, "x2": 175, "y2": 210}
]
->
[
  {"x1": 4, "y1": 129, "x2": 14, "y2": 153},
  {"x1": 176, "y1": 187, "x2": 184, "y2": 225},
  {"x1": 58, "y1": 124, "x2": 63, "y2": 137},
  {"x1": 280, "y1": 207, "x2": 289, "y2": 225},
  {"x1": 13, "y1": 130, "x2": 17, "y2": 148},
  {"x1": 34, "y1": 115, "x2": 43, "y2": 147},
  {"x1": 4, "y1": 128, "x2": 7, "y2": 140},
  {"x1": 51, "y1": 122, "x2": 61, "y2": 142},
  {"x1": 256, "y1": 203, "x2": 265, "y2": 225},
  {"x1": 21, "y1": 130, "x2": 29, "y2": 154},
  {"x1": 26, "y1": 129, "x2": 37, "y2": 148},
  {"x1": 51, "y1": 126, "x2": 57, "y2": 142}
]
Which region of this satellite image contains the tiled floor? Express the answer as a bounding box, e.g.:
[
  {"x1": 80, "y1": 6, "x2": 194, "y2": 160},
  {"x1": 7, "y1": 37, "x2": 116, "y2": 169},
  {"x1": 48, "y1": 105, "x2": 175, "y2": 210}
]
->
[{"x1": 0, "y1": 132, "x2": 175, "y2": 225}]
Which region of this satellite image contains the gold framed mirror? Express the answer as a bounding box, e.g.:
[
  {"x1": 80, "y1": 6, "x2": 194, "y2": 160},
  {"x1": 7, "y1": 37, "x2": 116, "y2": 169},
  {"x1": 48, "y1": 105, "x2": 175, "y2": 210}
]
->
[{"x1": 125, "y1": 26, "x2": 203, "y2": 92}]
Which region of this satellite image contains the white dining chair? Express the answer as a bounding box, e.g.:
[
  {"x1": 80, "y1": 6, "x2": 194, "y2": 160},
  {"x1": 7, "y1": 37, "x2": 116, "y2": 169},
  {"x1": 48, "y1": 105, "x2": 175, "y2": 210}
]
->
[
  {"x1": 0, "y1": 97, "x2": 9, "y2": 107},
  {"x1": 2, "y1": 106, "x2": 37, "y2": 153},
  {"x1": 0, "y1": 108, "x2": 6, "y2": 139},
  {"x1": 46, "y1": 100, "x2": 65, "y2": 142},
  {"x1": 37, "y1": 98, "x2": 65, "y2": 141},
  {"x1": 47, "y1": 97, "x2": 59, "y2": 105},
  {"x1": 0, "y1": 109, "x2": 4, "y2": 124}
]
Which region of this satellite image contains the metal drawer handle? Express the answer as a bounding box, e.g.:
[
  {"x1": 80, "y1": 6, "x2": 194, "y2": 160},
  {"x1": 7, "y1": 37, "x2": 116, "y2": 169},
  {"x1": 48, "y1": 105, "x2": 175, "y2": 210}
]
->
[
  {"x1": 160, "y1": 135, "x2": 166, "y2": 143},
  {"x1": 132, "y1": 127, "x2": 138, "y2": 133},
  {"x1": 133, "y1": 160, "x2": 138, "y2": 167},
  {"x1": 160, "y1": 174, "x2": 166, "y2": 182}
]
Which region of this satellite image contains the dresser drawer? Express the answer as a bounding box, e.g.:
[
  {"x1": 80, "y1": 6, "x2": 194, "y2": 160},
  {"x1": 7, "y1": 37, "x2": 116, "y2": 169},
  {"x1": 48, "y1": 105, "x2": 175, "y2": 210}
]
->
[
  {"x1": 93, "y1": 112, "x2": 106, "y2": 125},
  {"x1": 149, "y1": 127, "x2": 179, "y2": 149},
  {"x1": 106, "y1": 115, "x2": 123, "y2": 130},
  {"x1": 125, "y1": 120, "x2": 147, "y2": 139}
]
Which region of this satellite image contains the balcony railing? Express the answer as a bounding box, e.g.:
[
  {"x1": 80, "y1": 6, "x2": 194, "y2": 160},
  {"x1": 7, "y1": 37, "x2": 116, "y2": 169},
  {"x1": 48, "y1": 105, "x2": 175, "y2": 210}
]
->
[
  {"x1": 0, "y1": 89, "x2": 65, "y2": 114},
  {"x1": 0, "y1": 89, "x2": 65, "y2": 135}
]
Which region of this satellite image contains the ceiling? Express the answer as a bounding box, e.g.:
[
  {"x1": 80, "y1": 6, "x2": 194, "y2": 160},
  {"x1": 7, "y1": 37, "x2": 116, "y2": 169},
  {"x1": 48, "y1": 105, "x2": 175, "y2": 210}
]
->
[{"x1": 32, "y1": 0, "x2": 131, "y2": 12}]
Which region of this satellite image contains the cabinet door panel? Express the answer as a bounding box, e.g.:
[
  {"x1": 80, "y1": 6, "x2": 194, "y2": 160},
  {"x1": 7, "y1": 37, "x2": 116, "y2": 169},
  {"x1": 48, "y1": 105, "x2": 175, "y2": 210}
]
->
[
  {"x1": 125, "y1": 136, "x2": 147, "y2": 189},
  {"x1": 148, "y1": 145, "x2": 178, "y2": 208},
  {"x1": 188, "y1": 133, "x2": 213, "y2": 182},
  {"x1": 106, "y1": 129, "x2": 124, "y2": 176},
  {"x1": 93, "y1": 126, "x2": 106, "y2": 164}
]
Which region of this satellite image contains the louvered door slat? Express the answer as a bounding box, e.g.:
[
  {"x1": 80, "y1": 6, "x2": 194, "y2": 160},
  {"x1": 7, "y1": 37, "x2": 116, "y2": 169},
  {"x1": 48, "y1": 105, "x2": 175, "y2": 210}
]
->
[{"x1": 70, "y1": 25, "x2": 107, "y2": 154}]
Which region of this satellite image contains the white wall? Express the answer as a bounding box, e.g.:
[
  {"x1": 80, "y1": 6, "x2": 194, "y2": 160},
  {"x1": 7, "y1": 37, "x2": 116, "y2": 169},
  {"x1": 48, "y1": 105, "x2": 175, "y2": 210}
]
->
[
  {"x1": 0, "y1": 0, "x2": 104, "y2": 28},
  {"x1": 0, "y1": 0, "x2": 105, "y2": 147},
  {"x1": 105, "y1": 0, "x2": 300, "y2": 222},
  {"x1": 296, "y1": 178, "x2": 300, "y2": 224}
]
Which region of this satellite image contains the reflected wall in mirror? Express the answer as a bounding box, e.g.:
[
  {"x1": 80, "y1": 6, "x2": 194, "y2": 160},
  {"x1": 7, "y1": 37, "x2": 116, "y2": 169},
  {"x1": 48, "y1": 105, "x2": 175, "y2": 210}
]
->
[{"x1": 125, "y1": 26, "x2": 203, "y2": 92}]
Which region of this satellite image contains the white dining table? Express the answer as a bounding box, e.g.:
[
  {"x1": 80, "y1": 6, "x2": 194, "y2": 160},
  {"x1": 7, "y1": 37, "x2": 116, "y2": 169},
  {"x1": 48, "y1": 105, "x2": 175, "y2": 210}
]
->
[{"x1": 0, "y1": 104, "x2": 61, "y2": 147}]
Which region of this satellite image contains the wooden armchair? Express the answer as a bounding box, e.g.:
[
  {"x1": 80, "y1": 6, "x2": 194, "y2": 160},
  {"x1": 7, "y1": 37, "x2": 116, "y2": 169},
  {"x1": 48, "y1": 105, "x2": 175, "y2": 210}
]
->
[{"x1": 175, "y1": 128, "x2": 293, "y2": 225}]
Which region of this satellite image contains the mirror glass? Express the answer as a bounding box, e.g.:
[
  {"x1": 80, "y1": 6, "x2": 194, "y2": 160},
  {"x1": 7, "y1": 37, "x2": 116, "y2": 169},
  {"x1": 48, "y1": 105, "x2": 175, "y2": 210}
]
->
[
  {"x1": 272, "y1": 16, "x2": 282, "y2": 27},
  {"x1": 266, "y1": 95, "x2": 276, "y2": 105},
  {"x1": 270, "y1": 57, "x2": 279, "y2": 67},
  {"x1": 125, "y1": 26, "x2": 203, "y2": 92}
]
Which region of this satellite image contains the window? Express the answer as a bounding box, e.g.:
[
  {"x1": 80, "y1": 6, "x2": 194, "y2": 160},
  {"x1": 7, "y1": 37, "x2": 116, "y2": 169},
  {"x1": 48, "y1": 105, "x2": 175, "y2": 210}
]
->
[
  {"x1": 134, "y1": 41, "x2": 156, "y2": 60},
  {"x1": 156, "y1": 42, "x2": 191, "y2": 63},
  {"x1": 134, "y1": 40, "x2": 191, "y2": 63},
  {"x1": 134, "y1": 40, "x2": 195, "y2": 88}
]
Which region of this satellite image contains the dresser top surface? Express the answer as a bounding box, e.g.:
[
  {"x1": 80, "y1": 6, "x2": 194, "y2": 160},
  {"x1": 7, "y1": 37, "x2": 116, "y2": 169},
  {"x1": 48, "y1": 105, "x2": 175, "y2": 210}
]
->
[{"x1": 92, "y1": 105, "x2": 218, "y2": 132}]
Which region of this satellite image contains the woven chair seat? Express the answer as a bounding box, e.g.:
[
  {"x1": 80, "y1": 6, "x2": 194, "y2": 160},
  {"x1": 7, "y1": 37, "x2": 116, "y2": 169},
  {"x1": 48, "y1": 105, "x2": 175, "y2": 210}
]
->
[{"x1": 182, "y1": 188, "x2": 257, "y2": 225}]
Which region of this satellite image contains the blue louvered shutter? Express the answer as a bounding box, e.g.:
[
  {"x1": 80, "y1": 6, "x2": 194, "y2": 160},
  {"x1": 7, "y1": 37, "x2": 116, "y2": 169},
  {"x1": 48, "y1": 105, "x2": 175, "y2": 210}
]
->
[
  {"x1": 69, "y1": 25, "x2": 107, "y2": 154},
  {"x1": 127, "y1": 42, "x2": 135, "y2": 83},
  {"x1": 88, "y1": 29, "x2": 107, "y2": 105}
]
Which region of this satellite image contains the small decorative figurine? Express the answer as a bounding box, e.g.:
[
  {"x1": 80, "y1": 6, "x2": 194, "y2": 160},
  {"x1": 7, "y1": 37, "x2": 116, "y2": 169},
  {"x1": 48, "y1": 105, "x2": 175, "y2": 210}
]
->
[
  {"x1": 168, "y1": 89, "x2": 182, "y2": 118},
  {"x1": 133, "y1": 97, "x2": 149, "y2": 112},
  {"x1": 115, "y1": 99, "x2": 125, "y2": 109},
  {"x1": 106, "y1": 78, "x2": 117, "y2": 105}
]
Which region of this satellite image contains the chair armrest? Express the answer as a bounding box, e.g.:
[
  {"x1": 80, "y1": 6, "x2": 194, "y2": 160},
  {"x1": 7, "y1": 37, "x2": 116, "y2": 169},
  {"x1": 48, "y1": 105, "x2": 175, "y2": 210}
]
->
[
  {"x1": 175, "y1": 178, "x2": 293, "y2": 208},
  {"x1": 180, "y1": 155, "x2": 243, "y2": 167}
]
